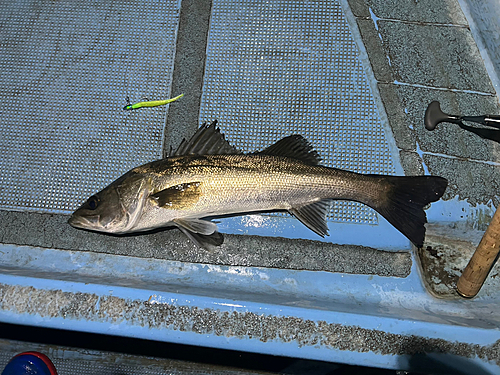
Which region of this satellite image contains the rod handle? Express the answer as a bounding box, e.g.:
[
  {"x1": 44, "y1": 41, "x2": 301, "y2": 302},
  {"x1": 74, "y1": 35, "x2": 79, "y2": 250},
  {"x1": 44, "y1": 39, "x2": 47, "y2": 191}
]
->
[
  {"x1": 457, "y1": 205, "x2": 500, "y2": 298},
  {"x1": 424, "y1": 101, "x2": 461, "y2": 130}
]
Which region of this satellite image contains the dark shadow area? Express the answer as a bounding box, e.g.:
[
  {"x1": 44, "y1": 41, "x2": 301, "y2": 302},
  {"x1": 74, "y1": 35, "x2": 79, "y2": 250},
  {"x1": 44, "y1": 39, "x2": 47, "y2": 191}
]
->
[
  {"x1": 402, "y1": 349, "x2": 494, "y2": 375},
  {"x1": 0, "y1": 322, "x2": 429, "y2": 374},
  {"x1": 0, "y1": 322, "x2": 290, "y2": 373}
]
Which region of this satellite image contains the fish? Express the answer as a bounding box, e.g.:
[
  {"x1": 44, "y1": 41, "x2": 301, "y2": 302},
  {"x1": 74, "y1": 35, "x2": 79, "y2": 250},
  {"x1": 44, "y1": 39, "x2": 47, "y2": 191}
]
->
[{"x1": 68, "y1": 121, "x2": 448, "y2": 249}]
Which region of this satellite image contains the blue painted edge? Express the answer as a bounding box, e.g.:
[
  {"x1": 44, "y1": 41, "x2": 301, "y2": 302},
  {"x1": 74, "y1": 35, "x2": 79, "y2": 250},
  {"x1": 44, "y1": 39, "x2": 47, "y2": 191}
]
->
[{"x1": 0, "y1": 243, "x2": 500, "y2": 373}]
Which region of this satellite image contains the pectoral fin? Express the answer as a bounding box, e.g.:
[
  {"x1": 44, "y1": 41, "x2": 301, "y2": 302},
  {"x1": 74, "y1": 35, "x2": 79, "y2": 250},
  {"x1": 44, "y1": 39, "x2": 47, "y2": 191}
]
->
[
  {"x1": 151, "y1": 182, "x2": 202, "y2": 209},
  {"x1": 289, "y1": 199, "x2": 333, "y2": 237},
  {"x1": 174, "y1": 218, "x2": 224, "y2": 250}
]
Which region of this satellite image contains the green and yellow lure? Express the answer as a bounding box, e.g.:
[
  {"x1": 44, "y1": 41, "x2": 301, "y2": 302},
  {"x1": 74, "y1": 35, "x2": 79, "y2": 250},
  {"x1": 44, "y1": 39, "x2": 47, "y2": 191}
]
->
[{"x1": 123, "y1": 93, "x2": 184, "y2": 111}]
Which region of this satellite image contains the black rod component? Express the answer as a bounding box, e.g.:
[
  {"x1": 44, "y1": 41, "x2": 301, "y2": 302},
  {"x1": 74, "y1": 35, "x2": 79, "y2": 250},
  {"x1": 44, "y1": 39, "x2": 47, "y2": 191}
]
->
[
  {"x1": 458, "y1": 122, "x2": 500, "y2": 143},
  {"x1": 462, "y1": 115, "x2": 500, "y2": 129},
  {"x1": 424, "y1": 101, "x2": 500, "y2": 144},
  {"x1": 425, "y1": 101, "x2": 500, "y2": 130}
]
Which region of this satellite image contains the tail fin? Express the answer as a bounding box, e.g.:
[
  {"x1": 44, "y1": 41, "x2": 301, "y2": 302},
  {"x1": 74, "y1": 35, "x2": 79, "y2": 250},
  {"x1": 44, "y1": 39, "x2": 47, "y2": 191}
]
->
[{"x1": 368, "y1": 175, "x2": 448, "y2": 247}]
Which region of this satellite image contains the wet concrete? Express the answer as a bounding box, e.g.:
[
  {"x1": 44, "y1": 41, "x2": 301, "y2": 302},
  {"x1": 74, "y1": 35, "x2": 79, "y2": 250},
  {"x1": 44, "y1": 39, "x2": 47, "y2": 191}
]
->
[{"x1": 419, "y1": 222, "x2": 500, "y2": 299}]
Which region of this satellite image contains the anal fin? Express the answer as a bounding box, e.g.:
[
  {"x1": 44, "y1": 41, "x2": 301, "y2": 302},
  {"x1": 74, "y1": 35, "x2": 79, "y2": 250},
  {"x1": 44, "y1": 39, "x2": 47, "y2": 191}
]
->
[{"x1": 289, "y1": 199, "x2": 333, "y2": 237}]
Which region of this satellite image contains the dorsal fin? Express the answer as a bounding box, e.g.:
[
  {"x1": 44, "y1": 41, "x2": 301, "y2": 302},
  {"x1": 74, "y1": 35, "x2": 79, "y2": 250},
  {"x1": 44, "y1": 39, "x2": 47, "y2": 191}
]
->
[
  {"x1": 256, "y1": 135, "x2": 321, "y2": 165},
  {"x1": 170, "y1": 120, "x2": 241, "y2": 157}
]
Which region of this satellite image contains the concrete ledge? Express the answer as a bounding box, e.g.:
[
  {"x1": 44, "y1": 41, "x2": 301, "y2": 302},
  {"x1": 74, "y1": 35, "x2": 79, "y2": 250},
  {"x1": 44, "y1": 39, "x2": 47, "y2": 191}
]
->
[
  {"x1": 355, "y1": 18, "x2": 394, "y2": 83},
  {"x1": 0, "y1": 210, "x2": 412, "y2": 278},
  {"x1": 164, "y1": 0, "x2": 213, "y2": 156}
]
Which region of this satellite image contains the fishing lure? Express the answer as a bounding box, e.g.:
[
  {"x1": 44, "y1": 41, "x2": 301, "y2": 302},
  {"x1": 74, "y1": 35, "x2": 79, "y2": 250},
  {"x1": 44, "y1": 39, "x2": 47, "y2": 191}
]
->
[{"x1": 123, "y1": 93, "x2": 184, "y2": 111}]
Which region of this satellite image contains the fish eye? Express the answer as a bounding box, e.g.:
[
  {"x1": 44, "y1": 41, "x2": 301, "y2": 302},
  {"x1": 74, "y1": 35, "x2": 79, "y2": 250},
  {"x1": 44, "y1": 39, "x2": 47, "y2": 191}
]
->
[{"x1": 87, "y1": 196, "x2": 100, "y2": 210}]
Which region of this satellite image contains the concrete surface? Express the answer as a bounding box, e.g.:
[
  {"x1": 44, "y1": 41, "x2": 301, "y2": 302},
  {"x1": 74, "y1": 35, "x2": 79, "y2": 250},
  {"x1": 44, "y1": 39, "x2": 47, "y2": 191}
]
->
[
  {"x1": 349, "y1": 0, "x2": 468, "y2": 25},
  {"x1": 164, "y1": 0, "x2": 213, "y2": 156},
  {"x1": 460, "y1": 0, "x2": 500, "y2": 96}
]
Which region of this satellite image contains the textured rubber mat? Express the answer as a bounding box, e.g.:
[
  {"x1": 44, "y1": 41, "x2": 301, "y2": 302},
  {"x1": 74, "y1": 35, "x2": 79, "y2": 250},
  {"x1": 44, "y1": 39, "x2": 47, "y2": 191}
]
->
[
  {"x1": 0, "y1": 0, "x2": 180, "y2": 213},
  {"x1": 200, "y1": 0, "x2": 396, "y2": 224}
]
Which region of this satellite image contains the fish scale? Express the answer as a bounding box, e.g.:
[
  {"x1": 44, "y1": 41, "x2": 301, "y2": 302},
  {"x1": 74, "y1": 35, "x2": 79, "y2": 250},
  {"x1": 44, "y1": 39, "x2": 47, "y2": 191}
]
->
[{"x1": 149, "y1": 154, "x2": 365, "y2": 207}]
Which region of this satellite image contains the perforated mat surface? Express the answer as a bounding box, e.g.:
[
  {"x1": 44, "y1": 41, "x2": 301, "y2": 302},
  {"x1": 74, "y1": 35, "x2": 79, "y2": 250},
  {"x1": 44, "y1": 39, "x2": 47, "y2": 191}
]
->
[
  {"x1": 0, "y1": 0, "x2": 397, "y2": 227},
  {"x1": 0, "y1": 0, "x2": 180, "y2": 213},
  {"x1": 199, "y1": 0, "x2": 396, "y2": 224}
]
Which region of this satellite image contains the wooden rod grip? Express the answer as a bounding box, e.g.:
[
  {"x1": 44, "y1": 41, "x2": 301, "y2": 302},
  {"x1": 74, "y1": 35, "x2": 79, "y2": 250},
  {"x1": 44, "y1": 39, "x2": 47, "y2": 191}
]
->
[{"x1": 457, "y1": 205, "x2": 500, "y2": 298}]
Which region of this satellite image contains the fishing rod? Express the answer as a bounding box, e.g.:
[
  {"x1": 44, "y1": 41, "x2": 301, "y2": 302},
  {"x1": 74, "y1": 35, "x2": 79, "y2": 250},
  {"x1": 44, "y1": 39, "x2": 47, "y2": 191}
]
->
[
  {"x1": 457, "y1": 203, "x2": 500, "y2": 298},
  {"x1": 424, "y1": 101, "x2": 500, "y2": 143}
]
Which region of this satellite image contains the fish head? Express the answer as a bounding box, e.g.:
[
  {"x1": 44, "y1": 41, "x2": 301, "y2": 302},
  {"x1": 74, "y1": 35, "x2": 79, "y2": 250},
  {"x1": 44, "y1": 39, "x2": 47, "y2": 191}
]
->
[{"x1": 68, "y1": 171, "x2": 149, "y2": 234}]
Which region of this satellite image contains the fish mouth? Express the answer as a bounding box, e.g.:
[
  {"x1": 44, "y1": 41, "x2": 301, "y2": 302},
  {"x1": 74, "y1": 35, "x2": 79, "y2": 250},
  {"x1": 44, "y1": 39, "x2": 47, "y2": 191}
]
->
[{"x1": 68, "y1": 214, "x2": 97, "y2": 230}]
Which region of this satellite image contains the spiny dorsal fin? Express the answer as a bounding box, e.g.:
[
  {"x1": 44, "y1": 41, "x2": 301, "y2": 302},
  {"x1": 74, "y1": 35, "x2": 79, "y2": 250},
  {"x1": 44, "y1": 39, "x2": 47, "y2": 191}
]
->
[
  {"x1": 289, "y1": 199, "x2": 333, "y2": 237},
  {"x1": 170, "y1": 120, "x2": 241, "y2": 157},
  {"x1": 256, "y1": 135, "x2": 321, "y2": 165}
]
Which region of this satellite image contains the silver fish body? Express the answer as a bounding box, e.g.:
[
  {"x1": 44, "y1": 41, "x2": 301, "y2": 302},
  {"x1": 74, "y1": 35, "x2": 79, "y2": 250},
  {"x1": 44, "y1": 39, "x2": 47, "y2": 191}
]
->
[
  {"x1": 107, "y1": 154, "x2": 380, "y2": 231},
  {"x1": 69, "y1": 122, "x2": 448, "y2": 248}
]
